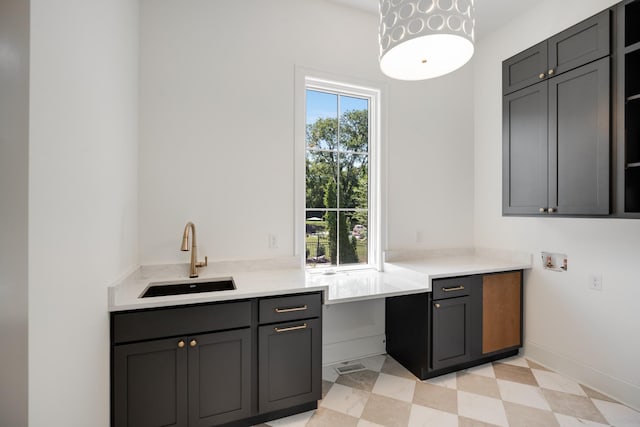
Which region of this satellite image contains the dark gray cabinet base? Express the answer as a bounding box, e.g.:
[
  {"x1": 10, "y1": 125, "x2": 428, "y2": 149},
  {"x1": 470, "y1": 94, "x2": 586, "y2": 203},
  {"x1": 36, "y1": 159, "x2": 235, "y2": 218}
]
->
[
  {"x1": 386, "y1": 271, "x2": 523, "y2": 380},
  {"x1": 111, "y1": 291, "x2": 322, "y2": 427}
]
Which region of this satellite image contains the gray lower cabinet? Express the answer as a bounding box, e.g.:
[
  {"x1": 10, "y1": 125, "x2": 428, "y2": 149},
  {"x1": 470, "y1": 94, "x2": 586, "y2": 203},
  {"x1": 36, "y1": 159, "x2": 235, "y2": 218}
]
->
[
  {"x1": 386, "y1": 271, "x2": 522, "y2": 380},
  {"x1": 258, "y1": 317, "x2": 322, "y2": 414},
  {"x1": 113, "y1": 329, "x2": 250, "y2": 427},
  {"x1": 188, "y1": 329, "x2": 252, "y2": 427},
  {"x1": 111, "y1": 292, "x2": 322, "y2": 427},
  {"x1": 113, "y1": 337, "x2": 188, "y2": 427},
  {"x1": 431, "y1": 296, "x2": 472, "y2": 371}
]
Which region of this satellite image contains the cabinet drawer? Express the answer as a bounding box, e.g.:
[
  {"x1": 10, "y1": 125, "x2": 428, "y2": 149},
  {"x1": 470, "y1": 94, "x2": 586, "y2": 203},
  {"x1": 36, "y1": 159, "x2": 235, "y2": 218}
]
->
[
  {"x1": 432, "y1": 276, "x2": 472, "y2": 300},
  {"x1": 112, "y1": 300, "x2": 252, "y2": 344},
  {"x1": 259, "y1": 293, "x2": 321, "y2": 324}
]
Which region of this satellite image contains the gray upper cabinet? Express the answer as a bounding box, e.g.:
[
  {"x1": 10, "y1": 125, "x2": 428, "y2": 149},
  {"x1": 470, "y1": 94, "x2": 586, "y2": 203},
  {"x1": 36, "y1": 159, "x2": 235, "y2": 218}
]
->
[
  {"x1": 503, "y1": 42, "x2": 548, "y2": 95},
  {"x1": 548, "y1": 58, "x2": 610, "y2": 215},
  {"x1": 503, "y1": 10, "x2": 610, "y2": 95},
  {"x1": 503, "y1": 9, "x2": 611, "y2": 216},
  {"x1": 503, "y1": 82, "x2": 549, "y2": 215}
]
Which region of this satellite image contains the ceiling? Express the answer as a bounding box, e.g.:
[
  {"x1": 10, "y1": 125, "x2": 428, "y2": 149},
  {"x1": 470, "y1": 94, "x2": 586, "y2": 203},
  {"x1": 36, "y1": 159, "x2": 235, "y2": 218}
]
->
[{"x1": 326, "y1": 0, "x2": 537, "y2": 40}]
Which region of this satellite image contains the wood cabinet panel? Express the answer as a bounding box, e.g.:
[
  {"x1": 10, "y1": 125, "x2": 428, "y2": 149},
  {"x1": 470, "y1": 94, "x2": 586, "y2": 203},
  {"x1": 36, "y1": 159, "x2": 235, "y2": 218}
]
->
[{"x1": 482, "y1": 272, "x2": 522, "y2": 355}]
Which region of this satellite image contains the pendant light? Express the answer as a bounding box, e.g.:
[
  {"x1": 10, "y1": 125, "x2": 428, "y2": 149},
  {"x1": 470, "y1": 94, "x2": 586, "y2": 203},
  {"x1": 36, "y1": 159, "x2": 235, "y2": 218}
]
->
[{"x1": 379, "y1": 0, "x2": 475, "y2": 80}]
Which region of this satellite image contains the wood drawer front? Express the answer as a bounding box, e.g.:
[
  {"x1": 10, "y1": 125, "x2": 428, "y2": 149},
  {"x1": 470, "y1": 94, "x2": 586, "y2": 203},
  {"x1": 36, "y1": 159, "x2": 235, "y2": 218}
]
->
[
  {"x1": 259, "y1": 293, "x2": 321, "y2": 324},
  {"x1": 432, "y1": 276, "x2": 472, "y2": 300},
  {"x1": 112, "y1": 300, "x2": 252, "y2": 344}
]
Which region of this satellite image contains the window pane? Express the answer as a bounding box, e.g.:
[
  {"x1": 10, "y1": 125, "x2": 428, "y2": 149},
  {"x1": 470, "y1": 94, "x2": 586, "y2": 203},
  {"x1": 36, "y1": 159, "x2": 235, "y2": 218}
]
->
[
  {"x1": 306, "y1": 90, "x2": 338, "y2": 151},
  {"x1": 306, "y1": 150, "x2": 337, "y2": 209},
  {"x1": 336, "y1": 212, "x2": 365, "y2": 266},
  {"x1": 339, "y1": 152, "x2": 368, "y2": 209},
  {"x1": 343, "y1": 211, "x2": 368, "y2": 266},
  {"x1": 339, "y1": 95, "x2": 368, "y2": 153},
  {"x1": 306, "y1": 211, "x2": 335, "y2": 267}
]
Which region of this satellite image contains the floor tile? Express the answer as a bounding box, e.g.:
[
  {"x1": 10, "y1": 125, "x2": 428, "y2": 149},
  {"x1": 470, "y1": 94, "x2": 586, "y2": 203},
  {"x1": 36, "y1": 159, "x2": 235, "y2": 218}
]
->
[
  {"x1": 360, "y1": 393, "x2": 412, "y2": 427},
  {"x1": 412, "y1": 380, "x2": 458, "y2": 414},
  {"x1": 463, "y1": 362, "x2": 496, "y2": 379},
  {"x1": 532, "y1": 369, "x2": 586, "y2": 396},
  {"x1": 497, "y1": 378, "x2": 551, "y2": 411},
  {"x1": 320, "y1": 383, "x2": 369, "y2": 418},
  {"x1": 457, "y1": 390, "x2": 509, "y2": 427},
  {"x1": 321, "y1": 380, "x2": 333, "y2": 399},
  {"x1": 380, "y1": 356, "x2": 417, "y2": 380},
  {"x1": 356, "y1": 419, "x2": 386, "y2": 427},
  {"x1": 425, "y1": 371, "x2": 457, "y2": 390},
  {"x1": 372, "y1": 372, "x2": 416, "y2": 402},
  {"x1": 322, "y1": 365, "x2": 339, "y2": 383},
  {"x1": 407, "y1": 404, "x2": 459, "y2": 427},
  {"x1": 542, "y1": 388, "x2": 608, "y2": 424},
  {"x1": 499, "y1": 355, "x2": 530, "y2": 368},
  {"x1": 493, "y1": 363, "x2": 539, "y2": 387},
  {"x1": 264, "y1": 409, "x2": 315, "y2": 426},
  {"x1": 581, "y1": 385, "x2": 618, "y2": 403},
  {"x1": 592, "y1": 398, "x2": 640, "y2": 427},
  {"x1": 306, "y1": 407, "x2": 359, "y2": 427},
  {"x1": 457, "y1": 372, "x2": 501, "y2": 399},
  {"x1": 458, "y1": 416, "x2": 502, "y2": 427},
  {"x1": 526, "y1": 359, "x2": 551, "y2": 372},
  {"x1": 503, "y1": 401, "x2": 560, "y2": 427},
  {"x1": 554, "y1": 412, "x2": 611, "y2": 427},
  {"x1": 360, "y1": 355, "x2": 387, "y2": 372},
  {"x1": 335, "y1": 369, "x2": 380, "y2": 393}
]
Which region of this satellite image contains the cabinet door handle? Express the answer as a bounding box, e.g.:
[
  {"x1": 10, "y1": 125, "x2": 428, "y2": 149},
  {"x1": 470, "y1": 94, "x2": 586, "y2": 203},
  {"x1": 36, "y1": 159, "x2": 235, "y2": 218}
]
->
[
  {"x1": 275, "y1": 305, "x2": 308, "y2": 313},
  {"x1": 548, "y1": 68, "x2": 555, "y2": 75},
  {"x1": 539, "y1": 207, "x2": 546, "y2": 213},
  {"x1": 274, "y1": 323, "x2": 307, "y2": 333},
  {"x1": 177, "y1": 340, "x2": 185, "y2": 348},
  {"x1": 190, "y1": 339, "x2": 197, "y2": 347},
  {"x1": 442, "y1": 285, "x2": 465, "y2": 292},
  {"x1": 434, "y1": 303, "x2": 441, "y2": 308},
  {"x1": 539, "y1": 72, "x2": 546, "y2": 79},
  {"x1": 547, "y1": 207, "x2": 556, "y2": 213}
]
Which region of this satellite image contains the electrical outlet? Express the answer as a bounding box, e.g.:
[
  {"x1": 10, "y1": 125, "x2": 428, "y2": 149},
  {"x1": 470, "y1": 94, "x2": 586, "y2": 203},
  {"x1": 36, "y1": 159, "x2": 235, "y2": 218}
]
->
[
  {"x1": 268, "y1": 234, "x2": 278, "y2": 249},
  {"x1": 588, "y1": 273, "x2": 603, "y2": 291}
]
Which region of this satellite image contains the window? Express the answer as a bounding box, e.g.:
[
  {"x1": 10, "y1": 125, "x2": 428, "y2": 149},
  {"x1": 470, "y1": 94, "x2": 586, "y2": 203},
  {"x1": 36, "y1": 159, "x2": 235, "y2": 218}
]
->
[{"x1": 296, "y1": 73, "x2": 381, "y2": 270}]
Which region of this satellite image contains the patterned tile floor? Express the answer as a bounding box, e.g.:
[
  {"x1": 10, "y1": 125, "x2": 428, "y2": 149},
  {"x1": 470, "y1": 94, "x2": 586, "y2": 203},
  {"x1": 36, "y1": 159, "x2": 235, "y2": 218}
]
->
[{"x1": 256, "y1": 354, "x2": 640, "y2": 427}]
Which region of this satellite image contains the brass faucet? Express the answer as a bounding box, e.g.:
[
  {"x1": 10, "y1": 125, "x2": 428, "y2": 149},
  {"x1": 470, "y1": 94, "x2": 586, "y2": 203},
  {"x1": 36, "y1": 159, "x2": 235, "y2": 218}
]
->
[{"x1": 181, "y1": 221, "x2": 208, "y2": 278}]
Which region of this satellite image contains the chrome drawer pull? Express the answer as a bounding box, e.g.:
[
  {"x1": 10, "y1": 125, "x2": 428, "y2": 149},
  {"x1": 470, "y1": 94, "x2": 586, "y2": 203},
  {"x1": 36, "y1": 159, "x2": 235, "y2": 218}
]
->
[
  {"x1": 442, "y1": 285, "x2": 465, "y2": 292},
  {"x1": 274, "y1": 323, "x2": 307, "y2": 333},
  {"x1": 275, "y1": 305, "x2": 308, "y2": 313}
]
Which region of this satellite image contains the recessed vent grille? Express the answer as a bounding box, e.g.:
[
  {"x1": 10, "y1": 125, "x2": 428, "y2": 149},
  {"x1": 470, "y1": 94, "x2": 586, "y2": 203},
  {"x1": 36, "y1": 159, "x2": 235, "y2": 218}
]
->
[{"x1": 334, "y1": 363, "x2": 366, "y2": 375}]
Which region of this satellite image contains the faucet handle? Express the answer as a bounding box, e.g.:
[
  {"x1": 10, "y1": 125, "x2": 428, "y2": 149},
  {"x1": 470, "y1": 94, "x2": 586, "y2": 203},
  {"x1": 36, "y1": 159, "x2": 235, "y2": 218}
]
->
[{"x1": 196, "y1": 256, "x2": 208, "y2": 268}]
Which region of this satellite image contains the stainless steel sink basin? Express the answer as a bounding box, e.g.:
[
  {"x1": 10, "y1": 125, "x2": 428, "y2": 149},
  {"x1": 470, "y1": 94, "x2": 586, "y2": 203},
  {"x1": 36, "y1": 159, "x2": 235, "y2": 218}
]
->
[{"x1": 140, "y1": 278, "x2": 235, "y2": 298}]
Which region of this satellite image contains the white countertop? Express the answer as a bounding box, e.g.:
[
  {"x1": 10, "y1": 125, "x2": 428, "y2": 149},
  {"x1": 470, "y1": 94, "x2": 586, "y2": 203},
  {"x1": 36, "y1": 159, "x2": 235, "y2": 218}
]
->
[{"x1": 108, "y1": 250, "x2": 532, "y2": 312}]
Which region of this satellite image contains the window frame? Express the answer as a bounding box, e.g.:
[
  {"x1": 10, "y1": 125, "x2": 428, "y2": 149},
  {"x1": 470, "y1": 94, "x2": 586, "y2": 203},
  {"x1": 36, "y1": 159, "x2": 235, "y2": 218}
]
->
[{"x1": 294, "y1": 67, "x2": 385, "y2": 271}]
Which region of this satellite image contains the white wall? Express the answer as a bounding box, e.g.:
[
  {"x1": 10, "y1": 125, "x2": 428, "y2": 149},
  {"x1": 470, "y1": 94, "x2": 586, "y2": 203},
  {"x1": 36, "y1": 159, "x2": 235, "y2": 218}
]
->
[
  {"x1": 0, "y1": 0, "x2": 29, "y2": 425},
  {"x1": 474, "y1": 0, "x2": 640, "y2": 409},
  {"x1": 28, "y1": 1, "x2": 139, "y2": 425},
  {"x1": 138, "y1": 0, "x2": 475, "y2": 266}
]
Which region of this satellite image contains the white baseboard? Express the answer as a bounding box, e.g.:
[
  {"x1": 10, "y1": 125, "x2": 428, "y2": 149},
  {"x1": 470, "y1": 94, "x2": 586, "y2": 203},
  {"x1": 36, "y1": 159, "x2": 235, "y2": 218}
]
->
[
  {"x1": 322, "y1": 334, "x2": 386, "y2": 366},
  {"x1": 525, "y1": 341, "x2": 640, "y2": 411}
]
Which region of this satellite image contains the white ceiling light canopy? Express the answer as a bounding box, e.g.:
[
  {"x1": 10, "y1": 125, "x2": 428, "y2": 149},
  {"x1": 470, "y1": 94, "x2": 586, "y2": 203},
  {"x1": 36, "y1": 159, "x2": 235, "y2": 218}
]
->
[{"x1": 379, "y1": 0, "x2": 475, "y2": 80}]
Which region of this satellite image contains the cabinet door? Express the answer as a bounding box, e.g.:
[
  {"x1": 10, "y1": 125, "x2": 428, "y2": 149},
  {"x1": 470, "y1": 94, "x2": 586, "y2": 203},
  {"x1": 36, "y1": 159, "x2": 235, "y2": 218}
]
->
[
  {"x1": 503, "y1": 82, "x2": 549, "y2": 215},
  {"x1": 548, "y1": 57, "x2": 610, "y2": 215},
  {"x1": 482, "y1": 272, "x2": 522, "y2": 355},
  {"x1": 113, "y1": 337, "x2": 188, "y2": 427},
  {"x1": 188, "y1": 328, "x2": 251, "y2": 427},
  {"x1": 548, "y1": 10, "x2": 610, "y2": 77},
  {"x1": 503, "y1": 41, "x2": 548, "y2": 95},
  {"x1": 258, "y1": 318, "x2": 322, "y2": 414},
  {"x1": 431, "y1": 296, "x2": 472, "y2": 371}
]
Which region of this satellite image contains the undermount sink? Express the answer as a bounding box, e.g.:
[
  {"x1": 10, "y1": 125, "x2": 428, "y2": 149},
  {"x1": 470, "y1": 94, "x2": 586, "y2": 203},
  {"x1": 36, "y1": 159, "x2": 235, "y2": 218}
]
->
[{"x1": 140, "y1": 278, "x2": 235, "y2": 298}]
